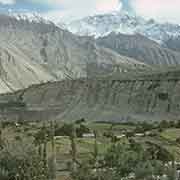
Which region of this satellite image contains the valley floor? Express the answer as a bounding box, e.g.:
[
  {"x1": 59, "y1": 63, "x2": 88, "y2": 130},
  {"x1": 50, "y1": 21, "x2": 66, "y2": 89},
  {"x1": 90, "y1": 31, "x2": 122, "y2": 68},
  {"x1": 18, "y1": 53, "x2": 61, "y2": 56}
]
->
[{"x1": 1, "y1": 120, "x2": 180, "y2": 180}]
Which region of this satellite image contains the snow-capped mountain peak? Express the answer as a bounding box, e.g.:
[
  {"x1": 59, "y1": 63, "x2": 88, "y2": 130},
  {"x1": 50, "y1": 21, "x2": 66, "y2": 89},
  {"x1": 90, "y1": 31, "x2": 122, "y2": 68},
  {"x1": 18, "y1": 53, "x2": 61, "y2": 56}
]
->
[
  {"x1": 65, "y1": 10, "x2": 180, "y2": 44},
  {"x1": 5, "y1": 11, "x2": 52, "y2": 25}
]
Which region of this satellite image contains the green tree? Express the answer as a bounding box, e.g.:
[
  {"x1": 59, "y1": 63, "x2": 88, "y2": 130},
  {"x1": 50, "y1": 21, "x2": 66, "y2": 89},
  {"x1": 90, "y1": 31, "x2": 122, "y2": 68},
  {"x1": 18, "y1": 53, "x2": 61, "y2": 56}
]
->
[
  {"x1": 159, "y1": 120, "x2": 170, "y2": 129},
  {"x1": 0, "y1": 139, "x2": 49, "y2": 180},
  {"x1": 72, "y1": 140, "x2": 175, "y2": 180},
  {"x1": 55, "y1": 123, "x2": 73, "y2": 137},
  {"x1": 49, "y1": 120, "x2": 56, "y2": 180}
]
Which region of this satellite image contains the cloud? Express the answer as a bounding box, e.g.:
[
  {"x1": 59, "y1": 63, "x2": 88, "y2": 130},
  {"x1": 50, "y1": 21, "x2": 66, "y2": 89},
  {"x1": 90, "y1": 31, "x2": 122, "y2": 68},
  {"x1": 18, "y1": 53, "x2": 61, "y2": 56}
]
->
[
  {"x1": 26, "y1": 0, "x2": 67, "y2": 7},
  {"x1": 41, "y1": 0, "x2": 121, "y2": 22},
  {"x1": 131, "y1": 0, "x2": 180, "y2": 24},
  {"x1": 29, "y1": 0, "x2": 120, "y2": 9},
  {"x1": 0, "y1": 0, "x2": 15, "y2": 5}
]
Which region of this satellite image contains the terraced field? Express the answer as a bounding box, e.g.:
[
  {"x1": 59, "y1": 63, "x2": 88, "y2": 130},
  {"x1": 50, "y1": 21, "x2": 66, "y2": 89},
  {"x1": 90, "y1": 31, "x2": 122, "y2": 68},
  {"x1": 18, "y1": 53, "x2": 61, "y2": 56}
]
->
[{"x1": 2, "y1": 121, "x2": 180, "y2": 179}]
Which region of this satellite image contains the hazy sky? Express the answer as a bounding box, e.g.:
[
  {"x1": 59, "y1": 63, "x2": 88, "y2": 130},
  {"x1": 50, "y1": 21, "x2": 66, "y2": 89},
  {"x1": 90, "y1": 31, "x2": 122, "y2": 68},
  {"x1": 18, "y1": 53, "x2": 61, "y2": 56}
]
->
[{"x1": 0, "y1": 0, "x2": 180, "y2": 24}]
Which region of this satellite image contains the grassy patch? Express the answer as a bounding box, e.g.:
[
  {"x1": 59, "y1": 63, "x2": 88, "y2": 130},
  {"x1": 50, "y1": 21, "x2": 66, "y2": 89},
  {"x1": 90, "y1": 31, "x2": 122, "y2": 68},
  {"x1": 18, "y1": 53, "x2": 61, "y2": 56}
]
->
[{"x1": 161, "y1": 128, "x2": 180, "y2": 141}]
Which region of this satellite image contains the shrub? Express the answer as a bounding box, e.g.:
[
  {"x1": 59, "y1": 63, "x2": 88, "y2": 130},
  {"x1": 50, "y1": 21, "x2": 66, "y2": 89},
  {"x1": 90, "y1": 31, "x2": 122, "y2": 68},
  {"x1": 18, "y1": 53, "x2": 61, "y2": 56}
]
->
[
  {"x1": 75, "y1": 118, "x2": 86, "y2": 124},
  {"x1": 140, "y1": 122, "x2": 154, "y2": 131},
  {"x1": 176, "y1": 120, "x2": 180, "y2": 128},
  {"x1": 125, "y1": 131, "x2": 134, "y2": 138},
  {"x1": 158, "y1": 120, "x2": 170, "y2": 129},
  {"x1": 1, "y1": 121, "x2": 13, "y2": 129},
  {"x1": 76, "y1": 124, "x2": 90, "y2": 138},
  {"x1": 55, "y1": 123, "x2": 73, "y2": 137},
  {"x1": 176, "y1": 137, "x2": 180, "y2": 144},
  {"x1": 14, "y1": 136, "x2": 22, "y2": 141},
  {"x1": 169, "y1": 121, "x2": 175, "y2": 128},
  {"x1": 158, "y1": 93, "x2": 169, "y2": 101},
  {"x1": 33, "y1": 126, "x2": 50, "y2": 145},
  {"x1": 103, "y1": 132, "x2": 113, "y2": 138},
  {"x1": 134, "y1": 125, "x2": 145, "y2": 133}
]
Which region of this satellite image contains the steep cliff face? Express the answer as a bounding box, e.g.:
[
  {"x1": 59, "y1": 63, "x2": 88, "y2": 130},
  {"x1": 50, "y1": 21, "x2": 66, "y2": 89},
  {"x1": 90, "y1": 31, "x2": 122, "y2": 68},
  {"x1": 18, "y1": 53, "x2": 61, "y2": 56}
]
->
[{"x1": 1, "y1": 69, "x2": 180, "y2": 122}]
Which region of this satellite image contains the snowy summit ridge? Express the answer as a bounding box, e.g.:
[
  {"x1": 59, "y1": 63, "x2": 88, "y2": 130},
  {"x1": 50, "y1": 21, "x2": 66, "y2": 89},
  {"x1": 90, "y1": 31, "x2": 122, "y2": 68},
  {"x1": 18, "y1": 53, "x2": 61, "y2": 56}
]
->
[{"x1": 65, "y1": 10, "x2": 180, "y2": 44}]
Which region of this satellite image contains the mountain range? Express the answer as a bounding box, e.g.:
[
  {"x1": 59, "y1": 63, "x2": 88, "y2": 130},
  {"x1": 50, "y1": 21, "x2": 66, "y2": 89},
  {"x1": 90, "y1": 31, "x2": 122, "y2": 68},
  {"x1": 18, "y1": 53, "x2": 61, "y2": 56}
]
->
[
  {"x1": 0, "y1": 13, "x2": 147, "y2": 93},
  {"x1": 65, "y1": 10, "x2": 180, "y2": 66},
  {"x1": 0, "y1": 12, "x2": 180, "y2": 93},
  {"x1": 65, "y1": 11, "x2": 180, "y2": 47},
  {"x1": 0, "y1": 12, "x2": 180, "y2": 121}
]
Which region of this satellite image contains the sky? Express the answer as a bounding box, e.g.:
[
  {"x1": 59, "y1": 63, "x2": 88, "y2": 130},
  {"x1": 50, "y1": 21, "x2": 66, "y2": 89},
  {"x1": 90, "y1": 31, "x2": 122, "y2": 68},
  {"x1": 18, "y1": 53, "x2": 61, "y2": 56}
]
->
[{"x1": 0, "y1": 0, "x2": 180, "y2": 24}]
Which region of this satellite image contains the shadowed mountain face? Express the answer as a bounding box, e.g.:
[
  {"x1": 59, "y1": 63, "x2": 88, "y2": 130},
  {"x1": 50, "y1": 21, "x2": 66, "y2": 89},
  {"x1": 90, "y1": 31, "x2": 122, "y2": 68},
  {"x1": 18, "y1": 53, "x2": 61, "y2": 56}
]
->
[
  {"x1": 0, "y1": 14, "x2": 147, "y2": 93},
  {"x1": 165, "y1": 36, "x2": 180, "y2": 52},
  {"x1": 96, "y1": 33, "x2": 180, "y2": 66}
]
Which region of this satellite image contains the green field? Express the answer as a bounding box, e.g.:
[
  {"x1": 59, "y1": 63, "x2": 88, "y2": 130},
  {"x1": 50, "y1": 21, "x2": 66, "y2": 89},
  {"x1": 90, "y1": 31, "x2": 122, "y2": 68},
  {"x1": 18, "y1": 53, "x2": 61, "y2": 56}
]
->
[
  {"x1": 2, "y1": 121, "x2": 180, "y2": 180},
  {"x1": 161, "y1": 128, "x2": 180, "y2": 141}
]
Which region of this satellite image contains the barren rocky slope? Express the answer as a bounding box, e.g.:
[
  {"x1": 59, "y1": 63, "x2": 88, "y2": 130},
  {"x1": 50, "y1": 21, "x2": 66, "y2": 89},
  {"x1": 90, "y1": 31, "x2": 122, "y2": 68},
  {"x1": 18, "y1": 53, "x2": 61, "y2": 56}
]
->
[
  {"x1": 96, "y1": 33, "x2": 180, "y2": 66},
  {"x1": 0, "y1": 42, "x2": 55, "y2": 94},
  {"x1": 0, "y1": 14, "x2": 147, "y2": 93},
  {"x1": 1, "y1": 67, "x2": 180, "y2": 122}
]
